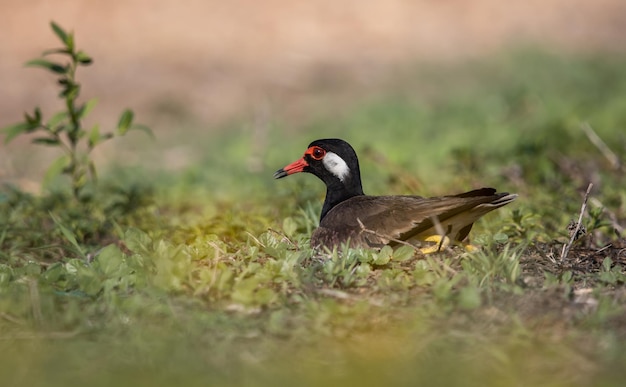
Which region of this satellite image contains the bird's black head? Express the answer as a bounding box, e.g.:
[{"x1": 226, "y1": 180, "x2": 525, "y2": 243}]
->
[
  {"x1": 274, "y1": 138, "x2": 361, "y2": 187},
  {"x1": 273, "y1": 138, "x2": 365, "y2": 219}
]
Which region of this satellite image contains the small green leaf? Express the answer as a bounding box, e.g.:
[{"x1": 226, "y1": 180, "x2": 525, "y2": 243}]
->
[
  {"x1": 373, "y1": 245, "x2": 393, "y2": 265},
  {"x1": 43, "y1": 155, "x2": 69, "y2": 188},
  {"x1": 599, "y1": 271, "x2": 617, "y2": 285},
  {"x1": 42, "y1": 48, "x2": 71, "y2": 56},
  {"x1": 32, "y1": 137, "x2": 61, "y2": 146},
  {"x1": 88, "y1": 124, "x2": 101, "y2": 148},
  {"x1": 77, "y1": 98, "x2": 98, "y2": 119},
  {"x1": 493, "y1": 233, "x2": 509, "y2": 244},
  {"x1": 117, "y1": 109, "x2": 134, "y2": 135},
  {"x1": 124, "y1": 228, "x2": 153, "y2": 255},
  {"x1": 24, "y1": 109, "x2": 42, "y2": 125},
  {"x1": 74, "y1": 262, "x2": 102, "y2": 296},
  {"x1": 560, "y1": 270, "x2": 573, "y2": 284},
  {"x1": 282, "y1": 217, "x2": 298, "y2": 237},
  {"x1": 129, "y1": 124, "x2": 155, "y2": 139},
  {"x1": 49, "y1": 212, "x2": 85, "y2": 259},
  {"x1": 95, "y1": 245, "x2": 125, "y2": 277},
  {"x1": 41, "y1": 262, "x2": 64, "y2": 283},
  {"x1": 2, "y1": 122, "x2": 31, "y2": 144},
  {"x1": 50, "y1": 21, "x2": 69, "y2": 45},
  {"x1": 66, "y1": 32, "x2": 75, "y2": 51},
  {"x1": 75, "y1": 51, "x2": 93, "y2": 65},
  {"x1": 47, "y1": 111, "x2": 69, "y2": 129},
  {"x1": 393, "y1": 245, "x2": 416, "y2": 262},
  {"x1": 26, "y1": 58, "x2": 67, "y2": 74}
]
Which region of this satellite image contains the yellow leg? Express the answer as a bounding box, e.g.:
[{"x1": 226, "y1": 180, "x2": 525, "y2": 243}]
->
[
  {"x1": 463, "y1": 243, "x2": 479, "y2": 252},
  {"x1": 419, "y1": 235, "x2": 451, "y2": 254}
]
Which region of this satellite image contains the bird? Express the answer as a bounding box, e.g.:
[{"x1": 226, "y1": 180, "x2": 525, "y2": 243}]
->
[{"x1": 273, "y1": 138, "x2": 517, "y2": 252}]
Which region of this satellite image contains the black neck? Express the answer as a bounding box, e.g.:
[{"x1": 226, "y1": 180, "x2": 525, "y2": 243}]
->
[{"x1": 319, "y1": 176, "x2": 364, "y2": 221}]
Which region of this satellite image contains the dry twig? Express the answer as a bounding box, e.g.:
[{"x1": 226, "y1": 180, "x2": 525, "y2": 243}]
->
[
  {"x1": 356, "y1": 218, "x2": 422, "y2": 252},
  {"x1": 267, "y1": 228, "x2": 299, "y2": 249},
  {"x1": 561, "y1": 183, "x2": 593, "y2": 262}
]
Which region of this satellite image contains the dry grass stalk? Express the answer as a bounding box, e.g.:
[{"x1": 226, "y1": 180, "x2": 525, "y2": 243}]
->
[{"x1": 561, "y1": 183, "x2": 593, "y2": 261}]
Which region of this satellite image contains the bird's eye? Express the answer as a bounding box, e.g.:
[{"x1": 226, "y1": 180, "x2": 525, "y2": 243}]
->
[{"x1": 310, "y1": 146, "x2": 326, "y2": 160}]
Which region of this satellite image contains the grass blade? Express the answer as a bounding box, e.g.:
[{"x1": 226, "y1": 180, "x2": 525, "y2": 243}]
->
[{"x1": 49, "y1": 212, "x2": 85, "y2": 259}]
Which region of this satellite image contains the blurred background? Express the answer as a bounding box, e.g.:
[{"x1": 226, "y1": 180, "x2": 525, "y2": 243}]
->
[{"x1": 1, "y1": 0, "x2": 625, "y2": 193}]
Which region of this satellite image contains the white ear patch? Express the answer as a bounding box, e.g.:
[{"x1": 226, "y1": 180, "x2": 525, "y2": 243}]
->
[{"x1": 323, "y1": 152, "x2": 350, "y2": 182}]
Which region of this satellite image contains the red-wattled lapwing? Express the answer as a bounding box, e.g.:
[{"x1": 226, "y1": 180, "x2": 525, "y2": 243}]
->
[{"x1": 274, "y1": 138, "x2": 517, "y2": 252}]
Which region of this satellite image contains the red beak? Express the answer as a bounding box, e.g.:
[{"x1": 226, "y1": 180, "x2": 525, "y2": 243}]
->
[{"x1": 273, "y1": 157, "x2": 308, "y2": 179}]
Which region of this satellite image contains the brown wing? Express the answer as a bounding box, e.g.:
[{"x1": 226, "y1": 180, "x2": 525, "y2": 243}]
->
[{"x1": 315, "y1": 189, "x2": 517, "y2": 248}]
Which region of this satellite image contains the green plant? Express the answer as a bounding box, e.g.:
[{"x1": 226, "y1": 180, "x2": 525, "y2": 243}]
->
[
  {"x1": 1, "y1": 21, "x2": 152, "y2": 201},
  {"x1": 307, "y1": 244, "x2": 416, "y2": 288},
  {"x1": 598, "y1": 257, "x2": 626, "y2": 285},
  {"x1": 461, "y1": 243, "x2": 523, "y2": 289},
  {"x1": 500, "y1": 209, "x2": 545, "y2": 243}
]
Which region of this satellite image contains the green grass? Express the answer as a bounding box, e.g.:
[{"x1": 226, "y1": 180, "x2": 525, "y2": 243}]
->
[{"x1": 2, "y1": 50, "x2": 626, "y2": 387}]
